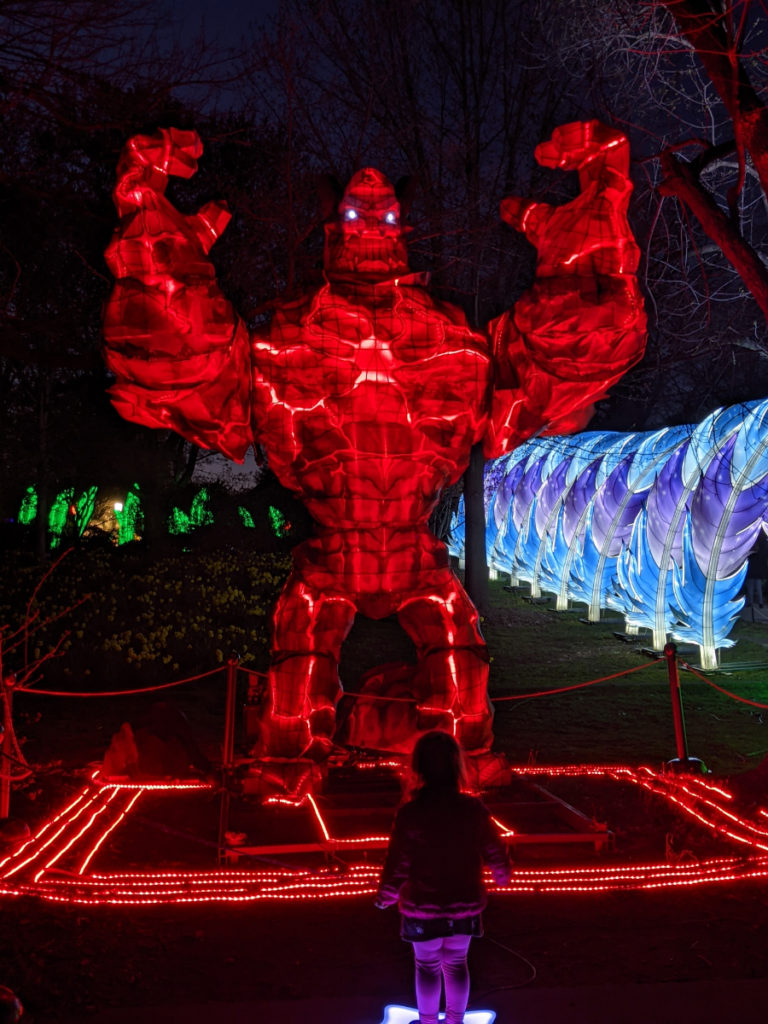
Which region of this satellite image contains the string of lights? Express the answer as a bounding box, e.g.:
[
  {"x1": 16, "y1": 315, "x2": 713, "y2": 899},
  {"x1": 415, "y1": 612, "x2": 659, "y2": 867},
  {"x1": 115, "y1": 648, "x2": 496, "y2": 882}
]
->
[{"x1": 2, "y1": 764, "x2": 767, "y2": 906}]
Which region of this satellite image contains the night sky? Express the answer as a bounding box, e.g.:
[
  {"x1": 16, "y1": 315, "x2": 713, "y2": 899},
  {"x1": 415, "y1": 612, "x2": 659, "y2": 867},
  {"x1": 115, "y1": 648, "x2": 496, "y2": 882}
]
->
[{"x1": 175, "y1": 0, "x2": 280, "y2": 44}]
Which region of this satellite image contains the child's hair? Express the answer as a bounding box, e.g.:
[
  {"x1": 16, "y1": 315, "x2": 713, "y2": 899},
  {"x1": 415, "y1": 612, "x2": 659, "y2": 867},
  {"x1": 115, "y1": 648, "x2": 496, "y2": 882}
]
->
[{"x1": 412, "y1": 730, "x2": 465, "y2": 790}]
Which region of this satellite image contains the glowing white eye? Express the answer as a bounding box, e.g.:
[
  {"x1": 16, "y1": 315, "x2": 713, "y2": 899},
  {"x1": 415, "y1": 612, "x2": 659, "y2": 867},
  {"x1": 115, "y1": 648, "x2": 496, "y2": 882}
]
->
[
  {"x1": 344, "y1": 209, "x2": 358, "y2": 221},
  {"x1": 384, "y1": 211, "x2": 397, "y2": 224}
]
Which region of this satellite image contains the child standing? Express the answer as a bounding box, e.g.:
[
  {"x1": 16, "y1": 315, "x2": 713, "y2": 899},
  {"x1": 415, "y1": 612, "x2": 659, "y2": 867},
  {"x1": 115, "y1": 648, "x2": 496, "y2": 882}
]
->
[{"x1": 375, "y1": 731, "x2": 511, "y2": 1024}]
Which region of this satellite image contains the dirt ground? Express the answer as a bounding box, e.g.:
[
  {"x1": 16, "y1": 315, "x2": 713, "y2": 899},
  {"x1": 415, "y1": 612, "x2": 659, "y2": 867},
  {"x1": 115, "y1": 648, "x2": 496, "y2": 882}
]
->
[
  {"x1": 3, "y1": 869, "x2": 768, "y2": 1021},
  {"x1": 3, "y1": 754, "x2": 768, "y2": 1023},
  {"x1": 3, "y1": 584, "x2": 768, "y2": 1022}
]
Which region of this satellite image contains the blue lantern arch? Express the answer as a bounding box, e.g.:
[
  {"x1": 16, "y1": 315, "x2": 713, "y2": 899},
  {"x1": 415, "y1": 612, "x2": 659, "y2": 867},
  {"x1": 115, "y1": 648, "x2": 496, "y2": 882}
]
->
[{"x1": 449, "y1": 399, "x2": 768, "y2": 669}]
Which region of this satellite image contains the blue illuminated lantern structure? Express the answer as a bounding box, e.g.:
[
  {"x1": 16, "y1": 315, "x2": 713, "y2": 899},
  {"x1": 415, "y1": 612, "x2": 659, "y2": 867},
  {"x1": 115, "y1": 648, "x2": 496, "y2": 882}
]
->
[{"x1": 451, "y1": 399, "x2": 768, "y2": 669}]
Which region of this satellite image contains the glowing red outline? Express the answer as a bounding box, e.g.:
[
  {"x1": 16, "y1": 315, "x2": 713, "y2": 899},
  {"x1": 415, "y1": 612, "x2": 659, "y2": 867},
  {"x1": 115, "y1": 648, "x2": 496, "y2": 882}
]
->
[
  {"x1": 2, "y1": 766, "x2": 768, "y2": 905},
  {"x1": 102, "y1": 121, "x2": 647, "y2": 763},
  {"x1": 77, "y1": 791, "x2": 143, "y2": 875}
]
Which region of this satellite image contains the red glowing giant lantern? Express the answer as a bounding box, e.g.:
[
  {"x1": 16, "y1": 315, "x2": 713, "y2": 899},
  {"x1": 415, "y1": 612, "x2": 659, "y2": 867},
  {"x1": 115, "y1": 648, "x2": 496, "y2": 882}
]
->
[{"x1": 103, "y1": 121, "x2": 646, "y2": 774}]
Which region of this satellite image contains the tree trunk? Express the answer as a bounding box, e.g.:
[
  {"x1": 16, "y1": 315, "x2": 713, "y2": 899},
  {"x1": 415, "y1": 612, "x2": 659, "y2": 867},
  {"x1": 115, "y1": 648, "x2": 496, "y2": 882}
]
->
[
  {"x1": 661, "y1": 0, "x2": 768, "y2": 201},
  {"x1": 34, "y1": 378, "x2": 50, "y2": 564},
  {"x1": 658, "y1": 148, "x2": 768, "y2": 321},
  {"x1": 463, "y1": 442, "x2": 488, "y2": 613}
]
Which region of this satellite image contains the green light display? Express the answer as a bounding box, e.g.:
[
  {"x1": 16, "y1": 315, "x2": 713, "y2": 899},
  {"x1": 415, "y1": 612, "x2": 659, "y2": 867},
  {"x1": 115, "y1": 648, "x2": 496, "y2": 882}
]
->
[
  {"x1": 75, "y1": 486, "x2": 98, "y2": 537},
  {"x1": 48, "y1": 489, "x2": 74, "y2": 549},
  {"x1": 238, "y1": 506, "x2": 256, "y2": 529},
  {"x1": 18, "y1": 486, "x2": 38, "y2": 525},
  {"x1": 169, "y1": 487, "x2": 214, "y2": 536},
  {"x1": 115, "y1": 484, "x2": 142, "y2": 545},
  {"x1": 268, "y1": 505, "x2": 288, "y2": 538}
]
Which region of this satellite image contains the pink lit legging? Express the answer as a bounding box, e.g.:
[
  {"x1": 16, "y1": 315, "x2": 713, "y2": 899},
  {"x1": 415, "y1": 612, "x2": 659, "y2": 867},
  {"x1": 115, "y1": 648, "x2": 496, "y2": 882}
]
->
[{"x1": 412, "y1": 934, "x2": 472, "y2": 1024}]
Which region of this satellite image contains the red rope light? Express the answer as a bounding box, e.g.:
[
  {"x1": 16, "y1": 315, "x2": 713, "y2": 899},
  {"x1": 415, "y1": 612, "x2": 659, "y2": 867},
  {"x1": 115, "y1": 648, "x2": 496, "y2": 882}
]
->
[
  {"x1": 77, "y1": 791, "x2": 143, "y2": 875},
  {"x1": 2, "y1": 764, "x2": 768, "y2": 905},
  {"x1": 33, "y1": 789, "x2": 121, "y2": 883},
  {"x1": 2, "y1": 788, "x2": 108, "y2": 880},
  {"x1": 0, "y1": 789, "x2": 92, "y2": 873},
  {"x1": 94, "y1": 776, "x2": 212, "y2": 791}
]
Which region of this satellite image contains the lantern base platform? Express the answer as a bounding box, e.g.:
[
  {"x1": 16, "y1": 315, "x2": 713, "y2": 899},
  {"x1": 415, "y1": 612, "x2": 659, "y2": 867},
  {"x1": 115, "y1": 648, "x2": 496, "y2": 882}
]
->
[
  {"x1": 666, "y1": 756, "x2": 707, "y2": 774},
  {"x1": 381, "y1": 1008, "x2": 494, "y2": 1024}
]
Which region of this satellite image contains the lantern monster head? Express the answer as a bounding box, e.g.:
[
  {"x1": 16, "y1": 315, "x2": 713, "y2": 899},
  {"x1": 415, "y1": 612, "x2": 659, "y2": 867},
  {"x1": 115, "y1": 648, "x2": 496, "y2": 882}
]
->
[{"x1": 324, "y1": 168, "x2": 411, "y2": 281}]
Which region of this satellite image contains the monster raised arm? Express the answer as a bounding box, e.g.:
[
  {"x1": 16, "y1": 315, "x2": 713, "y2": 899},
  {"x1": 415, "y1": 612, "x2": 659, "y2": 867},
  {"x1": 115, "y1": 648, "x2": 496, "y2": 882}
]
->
[
  {"x1": 485, "y1": 120, "x2": 647, "y2": 459},
  {"x1": 103, "y1": 129, "x2": 253, "y2": 460}
]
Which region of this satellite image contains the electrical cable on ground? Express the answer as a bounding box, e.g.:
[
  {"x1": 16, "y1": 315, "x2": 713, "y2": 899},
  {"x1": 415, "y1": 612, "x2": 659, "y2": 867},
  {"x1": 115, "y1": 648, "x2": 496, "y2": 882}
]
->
[
  {"x1": 475, "y1": 935, "x2": 538, "y2": 993},
  {"x1": 126, "y1": 811, "x2": 353, "y2": 875}
]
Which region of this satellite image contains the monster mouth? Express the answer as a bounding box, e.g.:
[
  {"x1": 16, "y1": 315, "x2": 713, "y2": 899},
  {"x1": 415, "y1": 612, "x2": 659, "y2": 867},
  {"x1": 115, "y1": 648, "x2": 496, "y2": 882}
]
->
[{"x1": 351, "y1": 253, "x2": 399, "y2": 271}]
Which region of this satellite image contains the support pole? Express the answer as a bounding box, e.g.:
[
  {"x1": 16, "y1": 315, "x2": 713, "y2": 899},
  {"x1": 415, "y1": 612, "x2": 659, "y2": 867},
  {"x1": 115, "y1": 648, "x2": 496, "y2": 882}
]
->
[
  {"x1": 1, "y1": 676, "x2": 14, "y2": 820},
  {"x1": 222, "y1": 653, "x2": 239, "y2": 771},
  {"x1": 217, "y1": 653, "x2": 239, "y2": 864},
  {"x1": 463, "y1": 442, "x2": 488, "y2": 613},
  {"x1": 664, "y1": 642, "x2": 706, "y2": 774}
]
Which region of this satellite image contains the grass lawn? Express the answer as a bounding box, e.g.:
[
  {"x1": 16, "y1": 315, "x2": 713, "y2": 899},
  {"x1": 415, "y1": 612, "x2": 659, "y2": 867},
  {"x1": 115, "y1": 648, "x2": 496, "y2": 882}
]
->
[
  {"x1": 2, "y1": 544, "x2": 768, "y2": 777},
  {"x1": 4, "y1": 544, "x2": 768, "y2": 1024}
]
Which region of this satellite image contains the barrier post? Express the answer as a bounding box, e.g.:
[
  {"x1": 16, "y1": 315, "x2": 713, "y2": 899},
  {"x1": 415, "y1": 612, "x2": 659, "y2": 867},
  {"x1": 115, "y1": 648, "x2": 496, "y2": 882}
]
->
[
  {"x1": 664, "y1": 642, "x2": 706, "y2": 774},
  {"x1": 222, "y1": 653, "x2": 239, "y2": 770},
  {"x1": 218, "y1": 653, "x2": 239, "y2": 864},
  {"x1": 0, "y1": 675, "x2": 12, "y2": 819}
]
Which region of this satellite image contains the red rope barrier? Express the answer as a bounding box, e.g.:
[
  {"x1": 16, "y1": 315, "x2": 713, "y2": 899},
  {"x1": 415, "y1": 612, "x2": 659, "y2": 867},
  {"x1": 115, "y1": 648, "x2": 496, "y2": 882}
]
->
[
  {"x1": 18, "y1": 666, "x2": 223, "y2": 699},
  {"x1": 492, "y1": 659, "x2": 663, "y2": 702},
  {"x1": 339, "y1": 691, "x2": 417, "y2": 704},
  {"x1": 14, "y1": 656, "x2": 663, "y2": 706},
  {"x1": 680, "y1": 661, "x2": 768, "y2": 711},
  {"x1": 239, "y1": 666, "x2": 268, "y2": 680}
]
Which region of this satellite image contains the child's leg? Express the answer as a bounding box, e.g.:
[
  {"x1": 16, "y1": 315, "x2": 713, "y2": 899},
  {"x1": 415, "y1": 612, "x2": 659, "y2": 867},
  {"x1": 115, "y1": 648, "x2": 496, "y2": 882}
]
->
[
  {"x1": 412, "y1": 937, "x2": 443, "y2": 1024},
  {"x1": 441, "y1": 934, "x2": 472, "y2": 1024}
]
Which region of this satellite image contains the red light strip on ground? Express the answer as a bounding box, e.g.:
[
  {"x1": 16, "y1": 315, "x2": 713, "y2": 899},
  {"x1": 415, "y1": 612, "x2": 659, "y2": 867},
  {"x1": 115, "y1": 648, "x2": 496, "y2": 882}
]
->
[
  {"x1": 307, "y1": 794, "x2": 390, "y2": 846},
  {"x1": 490, "y1": 814, "x2": 515, "y2": 838},
  {"x1": 2, "y1": 787, "x2": 109, "y2": 880},
  {"x1": 0, "y1": 788, "x2": 91, "y2": 873},
  {"x1": 681, "y1": 774, "x2": 733, "y2": 800},
  {"x1": 33, "y1": 788, "x2": 121, "y2": 882},
  {"x1": 629, "y1": 768, "x2": 768, "y2": 852},
  {"x1": 7, "y1": 854, "x2": 768, "y2": 906},
  {"x1": 3, "y1": 765, "x2": 768, "y2": 905},
  {"x1": 93, "y1": 775, "x2": 212, "y2": 791},
  {"x1": 306, "y1": 794, "x2": 330, "y2": 841},
  {"x1": 77, "y1": 790, "x2": 143, "y2": 875},
  {"x1": 661, "y1": 777, "x2": 768, "y2": 841}
]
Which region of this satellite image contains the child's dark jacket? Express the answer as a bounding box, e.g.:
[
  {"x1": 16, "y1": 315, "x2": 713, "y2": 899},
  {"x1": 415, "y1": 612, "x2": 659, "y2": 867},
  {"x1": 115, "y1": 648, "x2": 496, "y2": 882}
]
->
[{"x1": 376, "y1": 787, "x2": 511, "y2": 918}]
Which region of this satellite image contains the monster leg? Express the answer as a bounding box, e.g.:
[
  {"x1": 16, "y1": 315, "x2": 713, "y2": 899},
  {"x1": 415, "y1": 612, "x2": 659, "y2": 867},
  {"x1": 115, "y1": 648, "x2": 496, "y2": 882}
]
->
[
  {"x1": 396, "y1": 571, "x2": 494, "y2": 754},
  {"x1": 255, "y1": 572, "x2": 357, "y2": 760}
]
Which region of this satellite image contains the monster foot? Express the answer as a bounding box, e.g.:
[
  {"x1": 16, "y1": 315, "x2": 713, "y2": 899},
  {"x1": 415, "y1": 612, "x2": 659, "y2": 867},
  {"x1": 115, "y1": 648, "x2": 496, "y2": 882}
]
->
[
  {"x1": 251, "y1": 709, "x2": 337, "y2": 762},
  {"x1": 241, "y1": 757, "x2": 326, "y2": 800},
  {"x1": 464, "y1": 750, "x2": 510, "y2": 791}
]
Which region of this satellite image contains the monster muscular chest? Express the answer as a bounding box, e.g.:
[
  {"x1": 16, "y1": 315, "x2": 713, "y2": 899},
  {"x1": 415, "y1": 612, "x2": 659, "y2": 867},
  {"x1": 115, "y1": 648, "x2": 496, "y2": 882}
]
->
[{"x1": 250, "y1": 284, "x2": 491, "y2": 502}]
